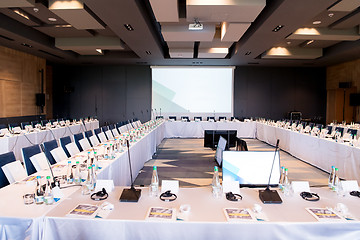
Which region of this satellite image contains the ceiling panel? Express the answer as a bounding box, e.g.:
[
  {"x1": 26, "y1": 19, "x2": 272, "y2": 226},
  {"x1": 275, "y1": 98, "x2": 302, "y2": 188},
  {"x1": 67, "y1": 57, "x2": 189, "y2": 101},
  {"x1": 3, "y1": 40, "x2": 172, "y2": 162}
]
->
[
  {"x1": 198, "y1": 48, "x2": 228, "y2": 58},
  {"x1": 328, "y1": 0, "x2": 360, "y2": 12},
  {"x1": 303, "y1": 10, "x2": 349, "y2": 28},
  {"x1": 167, "y1": 42, "x2": 194, "y2": 48},
  {"x1": 262, "y1": 47, "x2": 322, "y2": 59},
  {"x1": 149, "y1": 0, "x2": 179, "y2": 22},
  {"x1": 34, "y1": 26, "x2": 93, "y2": 38},
  {"x1": 287, "y1": 27, "x2": 360, "y2": 41},
  {"x1": 22, "y1": 3, "x2": 68, "y2": 25},
  {"x1": 221, "y1": 22, "x2": 251, "y2": 42},
  {"x1": 169, "y1": 48, "x2": 194, "y2": 58},
  {"x1": 0, "y1": 8, "x2": 40, "y2": 26},
  {"x1": 186, "y1": 0, "x2": 266, "y2": 22},
  {"x1": 0, "y1": 0, "x2": 34, "y2": 8},
  {"x1": 331, "y1": 11, "x2": 360, "y2": 29}
]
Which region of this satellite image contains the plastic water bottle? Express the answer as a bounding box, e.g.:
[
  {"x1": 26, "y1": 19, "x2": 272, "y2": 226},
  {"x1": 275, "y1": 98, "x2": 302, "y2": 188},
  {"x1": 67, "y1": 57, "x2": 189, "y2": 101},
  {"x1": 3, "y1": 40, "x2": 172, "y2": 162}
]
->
[
  {"x1": 44, "y1": 176, "x2": 54, "y2": 205},
  {"x1": 279, "y1": 166, "x2": 285, "y2": 190},
  {"x1": 211, "y1": 166, "x2": 222, "y2": 198},
  {"x1": 35, "y1": 176, "x2": 44, "y2": 204},
  {"x1": 149, "y1": 166, "x2": 159, "y2": 197},
  {"x1": 92, "y1": 164, "x2": 97, "y2": 188},
  {"x1": 328, "y1": 166, "x2": 335, "y2": 188},
  {"x1": 74, "y1": 161, "x2": 80, "y2": 184},
  {"x1": 332, "y1": 168, "x2": 340, "y2": 191},
  {"x1": 282, "y1": 168, "x2": 290, "y2": 196},
  {"x1": 66, "y1": 161, "x2": 73, "y2": 184}
]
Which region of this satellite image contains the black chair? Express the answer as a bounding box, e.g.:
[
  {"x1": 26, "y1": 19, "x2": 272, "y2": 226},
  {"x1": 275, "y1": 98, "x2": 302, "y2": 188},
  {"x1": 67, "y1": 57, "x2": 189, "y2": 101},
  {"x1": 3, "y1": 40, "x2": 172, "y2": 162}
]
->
[
  {"x1": 84, "y1": 130, "x2": 93, "y2": 139},
  {"x1": 8, "y1": 123, "x2": 19, "y2": 128},
  {"x1": 21, "y1": 145, "x2": 41, "y2": 176},
  {"x1": 300, "y1": 122, "x2": 306, "y2": 128},
  {"x1": 236, "y1": 138, "x2": 248, "y2": 151},
  {"x1": 42, "y1": 140, "x2": 58, "y2": 165},
  {"x1": 0, "y1": 124, "x2": 7, "y2": 130},
  {"x1": 60, "y1": 136, "x2": 72, "y2": 158},
  {"x1": 194, "y1": 116, "x2": 202, "y2": 121},
  {"x1": 20, "y1": 122, "x2": 30, "y2": 129},
  {"x1": 230, "y1": 117, "x2": 236, "y2": 121},
  {"x1": 327, "y1": 125, "x2": 333, "y2": 133},
  {"x1": 41, "y1": 120, "x2": 49, "y2": 126},
  {"x1": 156, "y1": 116, "x2": 164, "y2": 119},
  {"x1": 101, "y1": 126, "x2": 109, "y2": 132},
  {"x1": 207, "y1": 117, "x2": 215, "y2": 121},
  {"x1": 308, "y1": 123, "x2": 315, "y2": 129},
  {"x1": 0, "y1": 152, "x2": 17, "y2": 188},
  {"x1": 74, "y1": 133, "x2": 84, "y2": 152},
  {"x1": 347, "y1": 128, "x2": 358, "y2": 136},
  {"x1": 316, "y1": 124, "x2": 323, "y2": 130},
  {"x1": 181, "y1": 116, "x2": 189, "y2": 122},
  {"x1": 115, "y1": 122, "x2": 122, "y2": 129},
  {"x1": 335, "y1": 127, "x2": 344, "y2": 136},
  {"x1": 109, "y1": 125, "x2": 115, "y2": 130},
  {"x1": 219, "y1": 116, "x2": 227, "y2": 121},
  {"x1": 31, "y1": 120, "x2": 39, "y2": 128},
  {"x1": 169, "y1": 116, "x2": 177, "y2": 121}
]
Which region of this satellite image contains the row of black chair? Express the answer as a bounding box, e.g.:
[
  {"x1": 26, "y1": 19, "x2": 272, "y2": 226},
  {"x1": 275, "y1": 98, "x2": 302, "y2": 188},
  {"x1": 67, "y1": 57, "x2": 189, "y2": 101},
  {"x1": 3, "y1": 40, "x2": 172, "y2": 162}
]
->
[{"x1": 163, "y1": 116, "x2": 235, "y2": 121}]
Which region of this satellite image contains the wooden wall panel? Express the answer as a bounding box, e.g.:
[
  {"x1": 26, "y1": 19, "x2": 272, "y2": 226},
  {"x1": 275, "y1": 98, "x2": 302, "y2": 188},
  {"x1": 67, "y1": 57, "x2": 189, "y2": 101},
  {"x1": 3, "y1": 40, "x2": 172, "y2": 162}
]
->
[
  {"x1": 327, "y1": 58, "x2": 360, "y2": 123},
  {"x1": 0, "y1": 46, "x2": 46, "y2": 118}
]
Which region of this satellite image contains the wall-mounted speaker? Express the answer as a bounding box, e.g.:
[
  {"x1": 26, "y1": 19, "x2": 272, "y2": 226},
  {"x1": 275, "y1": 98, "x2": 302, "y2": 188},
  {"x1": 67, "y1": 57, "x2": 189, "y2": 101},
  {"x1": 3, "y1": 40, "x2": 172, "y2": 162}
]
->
[{"x1": 36, "y1": 93, "x2": 45, "y2": 107}]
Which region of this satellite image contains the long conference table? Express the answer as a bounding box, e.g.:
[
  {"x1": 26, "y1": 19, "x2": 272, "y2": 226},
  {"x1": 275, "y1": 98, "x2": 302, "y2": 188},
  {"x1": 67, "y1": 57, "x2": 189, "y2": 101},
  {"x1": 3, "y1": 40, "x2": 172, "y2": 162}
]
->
[
  {"x1": 1, "y1": 120, "x2": 360, "y2": 239},
  {"x1": 0, "y1": 120, "x2": 99, "y2": 160}
]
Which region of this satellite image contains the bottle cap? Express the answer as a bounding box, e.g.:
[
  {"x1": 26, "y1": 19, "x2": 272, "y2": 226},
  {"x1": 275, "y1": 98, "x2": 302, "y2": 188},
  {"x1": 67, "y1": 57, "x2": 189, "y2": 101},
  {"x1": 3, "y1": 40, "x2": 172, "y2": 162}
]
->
[
  {"x1": 285, "y1": 168, "x2": 288, "y2": 171},
  {"x1": 153, "y1": 166, "x2": 157, "y2": 170},
  {"x1": 214, "y1": 166, "x2": 218, "y2": 171},
  {"x1": 88, "y1": 166, "x2": 92, "y2": 169},
  {"x1": 76, "y1": 161, "x2": 79, "y2": 164},
  {"x1": 332, "y1": 166, "x2": 335, "y2": 168},
  {"x1": 68, "y1": 161, "x2": 71, "y2": 164},
  {"x1": 335, "y1": 168, "x2": 339, "y2": 171},
  {"x1": 37, "y1": 176, "x2": 41, "y2": 179}
]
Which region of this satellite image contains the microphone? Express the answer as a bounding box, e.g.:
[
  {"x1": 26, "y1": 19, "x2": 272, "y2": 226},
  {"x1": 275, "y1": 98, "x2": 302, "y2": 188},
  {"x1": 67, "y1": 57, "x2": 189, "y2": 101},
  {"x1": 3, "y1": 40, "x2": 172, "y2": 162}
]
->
[
  {"x1": 119, "y1": 140, "x2": 141, "y2": 202},
  {"x1": 259, "y1": 139, "x2": 282, "y2": 204}
]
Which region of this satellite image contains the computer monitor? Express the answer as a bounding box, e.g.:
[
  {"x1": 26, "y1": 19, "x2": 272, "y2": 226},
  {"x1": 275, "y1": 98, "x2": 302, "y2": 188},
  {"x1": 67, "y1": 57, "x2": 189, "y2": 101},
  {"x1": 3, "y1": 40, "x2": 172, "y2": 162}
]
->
[
  {"x1": 204, "y1": 130, "x2": 237, "y2": 148},
  {"x1": 222, "y1": 151, "x2": 280, "y2": 187}
]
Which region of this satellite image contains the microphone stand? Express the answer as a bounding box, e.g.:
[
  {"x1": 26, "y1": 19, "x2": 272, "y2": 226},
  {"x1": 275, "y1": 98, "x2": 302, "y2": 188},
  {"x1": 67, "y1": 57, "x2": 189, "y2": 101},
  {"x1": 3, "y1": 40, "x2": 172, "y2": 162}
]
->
[
  {"x1": 119, "y1": 140, "x2": 141, "y2": 202},
  {"x1": 259, "y1": 139, "x2": 282, "y2": 204}
]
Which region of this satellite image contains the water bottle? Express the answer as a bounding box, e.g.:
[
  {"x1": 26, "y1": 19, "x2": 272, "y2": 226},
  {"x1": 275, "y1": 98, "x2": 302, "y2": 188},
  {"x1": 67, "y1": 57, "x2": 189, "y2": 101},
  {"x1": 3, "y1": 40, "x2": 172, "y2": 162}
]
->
[
  {"x1": 328, "y1": 166, "x2": 335, "y2": 188},
  {"x1": 35, "y1": 176, "x2": 44, "y2": 204},
  {"x1": 74, "y1": 161, "x2": 80, "y2": 184},
  {"x1": 44, "y1": 176, "x2": 54, "y2": 205},
  {"x1": 332, "y1": 168, "x2": 340, "y2": 191},
  {"x1": 82, "y1": 166, "x2": 93, "y2": 195},
  {"x1": 211, "y1": 166, "x2": 222, "y2": 198},
  {"x1": 282, "y1": 168, "x2": 291, "y2": 196},
  {"x1": 149, "y1": 166, "x2": 159, "y2": 197},
  {"x1": 279, "y1": 166, "x2": 285, "y2": 190},
  {"x1": 66, "y1": 161, "x2": 73, "y2": 184},
  {"x1": 91, "y1": 164, "x2": 97, "y2": 188}
]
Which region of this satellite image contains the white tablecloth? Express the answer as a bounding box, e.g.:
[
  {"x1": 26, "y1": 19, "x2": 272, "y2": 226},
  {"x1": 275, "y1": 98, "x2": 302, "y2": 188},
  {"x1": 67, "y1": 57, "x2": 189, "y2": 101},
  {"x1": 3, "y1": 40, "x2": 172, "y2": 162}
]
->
[
  {"x1": 164, "y1": 121, "x2": 256, "y2": 138},
  {"x1": 256, "y1": 122, "x2": 360, "y2": 182},
  {"x1": 43, "y1": 187, "x2": 360, "y2": 240},
  {"x1": 0, "y1": 121, "x2": 99, "y2": 160}
]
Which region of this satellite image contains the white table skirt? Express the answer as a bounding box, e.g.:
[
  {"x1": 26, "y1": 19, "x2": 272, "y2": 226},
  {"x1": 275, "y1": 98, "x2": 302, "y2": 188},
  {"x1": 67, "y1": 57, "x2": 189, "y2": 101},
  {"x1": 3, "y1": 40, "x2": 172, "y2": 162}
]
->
[
  {"x1": 42, "y1": 187, "x2": 360, "y2": 240},
  {"x1": 0, "y1": 121, "x2": 99, "y2": 160},
  {"x1": 164, "y1": 121, "x2": 256, "y2": 139},
  {"x1": 256, "y1": 122, "x2": 360, "y2": 182}
]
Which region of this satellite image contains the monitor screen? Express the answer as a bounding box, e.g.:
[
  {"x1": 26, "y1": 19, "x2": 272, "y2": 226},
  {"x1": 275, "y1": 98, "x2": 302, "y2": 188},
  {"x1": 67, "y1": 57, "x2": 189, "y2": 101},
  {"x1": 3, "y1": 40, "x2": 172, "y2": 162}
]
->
[{"x1": 222, "y1": 151, "x2": 280, "y2": 187}]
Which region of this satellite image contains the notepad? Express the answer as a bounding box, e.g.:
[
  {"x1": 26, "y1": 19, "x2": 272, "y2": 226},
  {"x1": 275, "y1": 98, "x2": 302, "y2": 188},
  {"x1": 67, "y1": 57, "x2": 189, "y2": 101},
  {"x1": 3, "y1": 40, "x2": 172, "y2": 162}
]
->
[
  {"x1": 146, "y1": 207, "x2": 176, "y2": 221},
  {"x1": 67, "y1": 204, "x2": 99, "y2": 218},
  {"x1": 223, "y1": 208, "x2": 256, "y2": 222}
]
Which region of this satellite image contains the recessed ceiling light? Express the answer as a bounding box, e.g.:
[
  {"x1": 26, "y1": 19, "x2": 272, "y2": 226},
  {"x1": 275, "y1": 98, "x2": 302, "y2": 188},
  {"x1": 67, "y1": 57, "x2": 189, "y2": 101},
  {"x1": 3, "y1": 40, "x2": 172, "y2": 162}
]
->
[
  {"x1": 312, "y1": 21, "x2": 321, "y2": 25},
  {"x1": 146, "y1": 51, "x2": 151, "y2": 55},
  {"x1": 272, "y1": 25, "x2": 284, "y2": 32},
  {"x1": 306, "y1": 40, "x2": 314, "y2": 45},
  {"x1": 33, "y1": 8, "x2": 39, "y2": 13},
  {"x1": 96, "y1": 49, "x2": 102, "y2": 54},
  {"x1": 21, "y1": 43, "x2": 32, "y2": 48},
  {"x1": 245, "y1": 51, "x2": 251, "y2": 55},
  {"x1": 328, "y1": 13, "x2": 334, "y2": 17},
  {"x1": 124, "y1": 24, "x2": 134, "y2": 31},
  {"x1": 48, "y1": 17, "x2": 57, "y2": 22},
  {"x1": 13, "y1": 10, "x2": 30, "y2": 20},
  {"x1": 286, "y1": 41, "x2": 291, "y2": 45}
]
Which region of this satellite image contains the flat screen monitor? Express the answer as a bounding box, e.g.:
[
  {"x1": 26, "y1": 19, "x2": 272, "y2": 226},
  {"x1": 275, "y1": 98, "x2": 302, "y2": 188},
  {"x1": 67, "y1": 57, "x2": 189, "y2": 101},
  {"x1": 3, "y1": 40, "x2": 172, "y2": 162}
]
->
[
  {"x1": 222, "y1": 151, "x2": 280, "y2": 187},
  {"x1": 204, "y1": 130, "x2": 237, "y2": 148}
]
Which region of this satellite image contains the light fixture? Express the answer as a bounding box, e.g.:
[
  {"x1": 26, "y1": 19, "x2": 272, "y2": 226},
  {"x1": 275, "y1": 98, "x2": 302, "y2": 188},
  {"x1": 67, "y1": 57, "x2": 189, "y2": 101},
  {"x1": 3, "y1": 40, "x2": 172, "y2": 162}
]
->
[
  {"x1": 21, "y1": 43, "x2": 33, "y2": 48},
  {"x1": 286, "y1": 41, "x2": 291, "y2": 45},
  {"x1": 13, "y1": 10, "x2": 30, "y2": 20},
  {"x1": 312, "y1": 21, "x2": 321, "y2": 25},
  {"x1": 145, "y1": 51, "x2": 151, "y2": 55},
  {"x1": 272, "y1": 25, "x2": 284, "y2": 32},
  {"x1": 55, "y1": 24, "x2": 72, "y2": 28},
  {"x1": 306, "y1": 40, "x2": 314, "y2": 45},
  {"x1": 48, "y1": 17, "x2": 57, "y2": 22},
  {"x1": 245, "y1": 51, "x2": 251, "y2": 55},
  {"x1": 124, "y1": 24, "x2": 134, "y2": 31},
  {"x1": 189, "y1": 18, "x2": 203, "y2": 31},
  {"x1": 293, "y1": 28, "x2": 320, "y2": 35},
  {"x1": 33, "y1": 8, "x2": 39, "y2": 13},
  {"x1": 328, "y1": 13, "x2": 334, "y2": 17},
  {"x1": 96, "y1": 49, "x2": 102, "y2": 54}
]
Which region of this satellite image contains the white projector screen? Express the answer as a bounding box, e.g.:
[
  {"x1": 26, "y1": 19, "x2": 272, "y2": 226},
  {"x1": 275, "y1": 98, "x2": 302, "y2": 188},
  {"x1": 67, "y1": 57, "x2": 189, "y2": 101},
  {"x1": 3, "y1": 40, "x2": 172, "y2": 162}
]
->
[{"x1": 151, "y1": 66, "x2": 234, "y2": 119}]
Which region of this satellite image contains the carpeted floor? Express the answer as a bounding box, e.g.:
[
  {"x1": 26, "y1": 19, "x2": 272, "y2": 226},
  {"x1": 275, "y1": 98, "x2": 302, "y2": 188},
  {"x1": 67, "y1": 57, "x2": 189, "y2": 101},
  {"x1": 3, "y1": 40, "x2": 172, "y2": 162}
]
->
[{"x1": 133, "y1": 138, "x2": 329, "y2": 188}]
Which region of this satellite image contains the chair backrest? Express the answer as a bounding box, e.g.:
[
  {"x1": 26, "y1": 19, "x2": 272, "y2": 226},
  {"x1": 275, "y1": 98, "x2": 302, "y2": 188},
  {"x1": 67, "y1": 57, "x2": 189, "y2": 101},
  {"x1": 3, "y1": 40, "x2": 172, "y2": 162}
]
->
[
  {"x1": 207, "y1": 116, "x2": 215, "y2": 121},
  {"x1": 181, "y1": 116, "x2": 189, "y2": 121},
  {"x1": 236, "y1": 138, "x2": 248, "y2": 151},
  {"x1": 50, "y1": 147, "x2": 68, "y2": 163},
  {"x1": 308, "y1": 122, "x2": 315, "y2": 129},
  {"x1": 219, "y1": 116, "x2": 226, "y2": 121},
  {"x1": 41, "y1": 120, "x2": 49, "y2": 126},
  {"x1": 115, "y1": 122, "x2": 121, "y2": 129},
  {"x1": 89, "y1": 135, "x2": 100, "y2": 146},
  {"x1": 98, "y1": 132, "x2": 107, "y2": 143},
  {"x1": 31, "y1": 120, "x2": 39, "y2": 128},
  {"x1": 84, "y1": 130, "x2": 93, "y2": 139},
  {"x1": 347, "y1": 128, "x2": 358, "y2": 136},
  {"x1": 74, "y1": 133, "x2": 84, "y2": 152},
  {"x1": 335, "y1": 127, "x2": 344, "y2": 136},
  {"x1": 101, "y1": 126, "x2": 109, "y2": 132},
  {"x1": 327, "y1": 125, "x2": 333, "y2": 133},
  {"x1": 0, "y1": 124, "x2": 7, "y2": 130},
  {"x1": 194, "y1": 117, "x2": 202, "y2": 121},
  {"x1": 0, "y1": 152, "x2": 17, "y2": 188},
  {"x1": 169, "y1": 116, "x2": 177, "y2": 121},
  {"x1": 109, "y1": 125, "x2": 115, "y2": 130},
  {"x1": 105, "y1": 130, "x2": 114, "y2": 140},
  {"x1": 30, "y1": 152, "x2": 49, "y2": 172},
  {"x1": 94, "y1": 128, "x2": 102, "y2": 135},
  {"x1": 316, "y1": 124, "x2": 323, "y2": 130},
  {"x1": 8, "y1": 123, "x2": 19, "y2": 128},
  {"x1": 112, "y1": 128, "x2": 120, "y2": 137},
  {"x1": 60, "y1": 136, "x2": 72, "y2": 157},
  {"x1": 43, "y1": 140, "x2": 58, "y2": 165},
  {"x1": 20, "y1": 122, "x2": 30, "y2": 129},
  {"x1": 21, "y1": 145, "x2": 41, "y2": 176},
  {"x1": 1, "y1": 160, "x2": 27, "y2": 184},
  {"x1": 79, "y1": 138, "x2": 91, "y2": 151},
  {"x1": 65, "y1": 142, "x2": 80, "y2": 157},
  {"x1": 120, "y1": 125, "x2": 128, "y2": 134}
]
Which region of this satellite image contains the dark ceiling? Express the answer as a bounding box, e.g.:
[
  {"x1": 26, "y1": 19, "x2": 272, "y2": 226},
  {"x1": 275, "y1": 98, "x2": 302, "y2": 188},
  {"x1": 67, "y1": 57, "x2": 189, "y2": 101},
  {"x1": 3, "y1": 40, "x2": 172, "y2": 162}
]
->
[{"x1": 0, "y1": 0, "x2": 359, "y2": 67}]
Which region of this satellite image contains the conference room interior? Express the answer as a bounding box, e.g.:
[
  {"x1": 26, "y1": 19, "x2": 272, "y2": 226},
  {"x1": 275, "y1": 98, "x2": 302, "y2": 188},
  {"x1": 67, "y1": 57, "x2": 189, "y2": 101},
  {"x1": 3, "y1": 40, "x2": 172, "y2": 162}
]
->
[{"x1": 0, "y1": 0, "x2": 360, "y2": 239}]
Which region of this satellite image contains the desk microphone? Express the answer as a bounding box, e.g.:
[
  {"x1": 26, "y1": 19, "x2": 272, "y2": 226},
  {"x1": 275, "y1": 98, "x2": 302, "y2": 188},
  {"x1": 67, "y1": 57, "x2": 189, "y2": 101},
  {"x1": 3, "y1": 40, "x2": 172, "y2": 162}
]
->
[
  {"x1": 119, "y1": 140, "x2": 141, "y2": 202},
  {"x1": 259, "y1": 139, "x2": 282, "y2": 204}
]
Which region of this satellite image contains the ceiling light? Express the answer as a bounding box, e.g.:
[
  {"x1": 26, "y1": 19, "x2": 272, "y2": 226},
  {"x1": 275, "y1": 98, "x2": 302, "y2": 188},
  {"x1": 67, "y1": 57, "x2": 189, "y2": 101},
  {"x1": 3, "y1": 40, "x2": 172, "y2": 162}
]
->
[
  {"x1": 245, "y1": 51, "x2": 251, "y2": 55},
  {"x1": 96, "y1": 49, "x2": 102, "y2": 54},
  {"x1": 13, "y1": 10, "x2": 30, "y2": 20},
  {"x1": 33, "y1": 8, "x2": 39, "y2": 13},
  {"x1": 293, "y1": 28, "x2": 320, "y2": 35},
  {"x1": 328, "y1": 13, "x2": 334, "y2": 17},
  {"x1": 312, "y1": 21, "x2": 321, "y2": 25},
  {"x1": 21, "y1": 43, "x2": 33, "y2": 48},
  {"x1": 267, "y1": 47, "x2": 290, "y2": 56},
  {"x1": 146, "y1": 51, "x2": 151, "y2": 55},
  {"x1": 189, "y1": 18, "x2": 203, "y2": 31},
  {"x1": 272, "y1": 25, "x2": 284, "y2": 32},
  {"x1": 48, "y1": 17, "x2": 57, "y2": 22},
  {"x1": 306, "y1": 40, "x2": 314, "y2": 45},
  {"x1": 55, "y1": 24, "x2": 72, "y2": 28},
  {"x1": 286, "y1": 41, "x2": 291, "y2": 45},
  {"x1": 124, "y1": 24, "x2": 134, "y2": 31}
]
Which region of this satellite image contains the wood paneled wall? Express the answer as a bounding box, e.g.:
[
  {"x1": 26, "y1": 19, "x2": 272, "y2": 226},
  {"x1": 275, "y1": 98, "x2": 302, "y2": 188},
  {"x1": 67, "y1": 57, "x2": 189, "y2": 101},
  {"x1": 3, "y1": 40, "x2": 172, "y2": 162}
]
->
[
  {"x1": 0, "y1": 46, "x2": 46, "y2": 118},
  {"x1": 327, "y1": 58, "x2": 360, "y2": 123}
]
